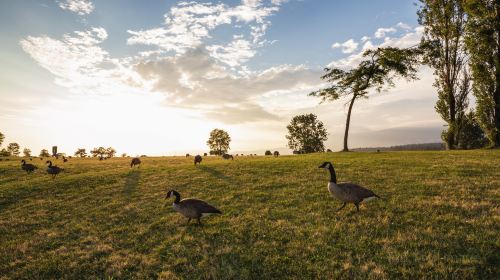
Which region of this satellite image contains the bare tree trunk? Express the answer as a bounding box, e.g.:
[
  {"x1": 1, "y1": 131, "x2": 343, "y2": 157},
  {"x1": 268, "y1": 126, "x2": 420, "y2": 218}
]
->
[
  {"x1": 495, "y1": 2, "x2": 500, "y2": 148},
  {"x1": 343, "y1": 96, "x2": 356, "y2": 152}
]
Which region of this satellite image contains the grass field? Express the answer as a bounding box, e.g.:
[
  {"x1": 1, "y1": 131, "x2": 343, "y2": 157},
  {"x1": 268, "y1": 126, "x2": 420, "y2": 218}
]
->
[{"x1": 0, "y1": 151, "x2": 499, "y2": 279}]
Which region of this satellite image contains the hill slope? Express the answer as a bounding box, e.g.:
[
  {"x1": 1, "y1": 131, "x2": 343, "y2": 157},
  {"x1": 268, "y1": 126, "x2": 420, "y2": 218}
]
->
[{"x1": 0, "y1": 151, "x2": 498, "y2": 279}]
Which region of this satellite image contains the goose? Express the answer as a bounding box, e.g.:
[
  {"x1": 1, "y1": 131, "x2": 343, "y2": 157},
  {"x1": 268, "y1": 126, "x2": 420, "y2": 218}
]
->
[
  {"x1": 46, "y1": 160, "x2": 62, "y2": 178},
  {"x1": 165, "y1": 190, "x2": 221, "y2": 225},
  {"x1": 319, "y1": 161, "x2": 381, "y2": 212},
  {"x1": 63, "y1": 156, "x2": 68, "y2": 163},
  {"x1": 21, "y1": 159, "x2": 37, "y2": 174},
  {"x1": 222, "y1": 154, "x2": 233, "y2": 160},
  {"x1": 194, "y1": 155, "x2": 202, "y2": 165},
  {"x1": 130, "y1": 157, "x2": 141, "y2": 168}
]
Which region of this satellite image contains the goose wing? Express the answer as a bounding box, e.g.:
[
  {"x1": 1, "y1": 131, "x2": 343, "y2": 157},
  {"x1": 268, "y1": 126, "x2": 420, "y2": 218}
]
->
[
  {"x1": 180, "y1": 198, "x2": 221, "y2": 214},
  {"x1": 337, "y1": 183, "x2": 378, "y2": 200}
]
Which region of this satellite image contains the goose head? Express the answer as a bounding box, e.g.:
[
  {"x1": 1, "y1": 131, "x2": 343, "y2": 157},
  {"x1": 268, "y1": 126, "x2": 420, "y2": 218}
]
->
[
  {"x1": 165, "y1": 190, "x2": 181, "y2": 204},
  {"x1": 46, "y1": 160, "x2": 52, "y2": 166},
  {"x1": 21, "y1": 159, "x2": 26, "y2": 164},
  {"x1": 318, "y1": 161, "x2": 333, "y2": 169}
]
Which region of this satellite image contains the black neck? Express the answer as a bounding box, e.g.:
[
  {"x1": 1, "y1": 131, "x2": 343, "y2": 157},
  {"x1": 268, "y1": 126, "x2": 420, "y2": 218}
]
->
[
  {"x1": 328, "y1": 165, "x2": 337, "y2": 183},
  {"x1": 47, "y1": 161, "x2": 52, "y2": 167},
  {"x1": 172, "y1": 191, "x2": 180, "y2": 203}
]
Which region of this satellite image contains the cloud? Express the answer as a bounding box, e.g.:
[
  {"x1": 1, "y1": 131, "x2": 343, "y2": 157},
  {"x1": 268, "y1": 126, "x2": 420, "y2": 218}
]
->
[
  {"x1": 329, "y1": 26, "x2": 424, "y2": 69},
  {"x1": 127, "y1": 0, "x2": 282, "y2": 68},
  {"x1": 134, "y1": 47, "x2": 321, "y2": 122},
  {"x1": 19, "y1": 27, "x2": 143, "y2": 94},
  {"x1": 58, "y1": 0, "x2": 94, "y2": 15},
  {"x1": 331, "y1": 38, "x2": 358, "y2": 54},
  {"x1": 361, "y1": 36, "x2": 370, "y2": 42},
  {"x1": 396, "y1": 22, "x2": 411, "y2": 30},
  {"x1": 374, "y1": 27, "x2": 396, "y2": 38}
]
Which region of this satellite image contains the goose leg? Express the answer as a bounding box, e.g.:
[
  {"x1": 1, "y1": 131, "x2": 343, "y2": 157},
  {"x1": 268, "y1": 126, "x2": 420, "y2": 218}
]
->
[
  {"x1": 186, "y1": 218, "x2": 191, "y2": 225},
  {"x1": 355, "y1": 203, "x2": 360, "y2": 212},
  {"x1": 336, "y1": 202, "x2": 347, "y2": 212},
  {"x1": 197, "y1": 217, "x2": 202, "y2": 225}
]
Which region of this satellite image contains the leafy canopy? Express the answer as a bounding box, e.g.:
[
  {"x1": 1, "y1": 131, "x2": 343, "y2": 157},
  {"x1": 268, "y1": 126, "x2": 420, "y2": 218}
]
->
[{"x1": 286, "y1": 113, "x2": 328, "y2": 154}]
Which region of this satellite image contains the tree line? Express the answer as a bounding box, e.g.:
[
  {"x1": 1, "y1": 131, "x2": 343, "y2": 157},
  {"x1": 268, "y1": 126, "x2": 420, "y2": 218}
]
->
[{"x1": 308, "y1": 0, "x2": 500, "y2": 151}]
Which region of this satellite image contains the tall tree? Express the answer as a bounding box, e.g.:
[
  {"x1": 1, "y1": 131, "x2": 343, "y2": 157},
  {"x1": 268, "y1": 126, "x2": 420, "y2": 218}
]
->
[
  {"x1": 464, "y1": 0, "x2": 500, "y2": 147},
  {"x1": 6, "y1": 143, "x2": 20, "y2": 157},
  {"x1": 39, "y1": 149, "x2": 50, "y2": 157},
  {"x1": 23, "y1": 148, "x2": 31, "y2": 157},
  {"x1": 0, "y1": 131, "x2": 4, "y2": 146},
  {"x1": 286, "y1": 113, "x2": 328, "y2": 153},
  {"x1": 418, "y1": 0, "x2": 468, "y2": 149},
  {"x1": 207, "y1": 129, "x2": 231, "y2": 155},
  {"x1": 74, "y1": 148, "x2": 87, "y2": 158},
  {"x1": 310, "y1": 47, "x2": 420, "y2": 151}
]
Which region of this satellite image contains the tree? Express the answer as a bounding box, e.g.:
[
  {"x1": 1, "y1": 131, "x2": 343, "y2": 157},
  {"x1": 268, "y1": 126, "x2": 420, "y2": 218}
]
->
[
  {"x1": 105, "y1": 147, "x2": 116, "y2": 158},
  {"x1": 456, "y1": 111, "x2": 488, "y2": 149},
  {"x1": 0, "y1": 131, "x2": 4, "y2": 146},
  {"x1": 91, "y1": 147, "x2": 107, "y2": 158},
  {"x1": 265, "y1": 150, "x2": 272, "y2": 156},
  {"x1": 0, "y1": 149, "x2": 10, "y2": 157},
  {"x1": 39, "y1": 149, "x2": 50, "y2": 157},
  {"x1": 23, "y1": 148, "x2": 31, "y2": 157},
  {"x1": 464, "y1": 0, "x2": 500, "y2": 147},
  {"x1": 418, "y1": 0, "x2": 468, "y2": 149},
  {"x1": 286, "y1": 114, "x2": 328, "y2": 153},
  {"x1": 121, "y1": 153, "x2": 127, "y2": 157},
  {"x1": 310, "y1": 47, "x2": 420, "y2": 151},
  {"x1": 74, "y1": 148, "x2": 87, "y2": 158},
  {"x1": 6, "y1": 143, "x2": 20, "y2": 157},
  {"x1": 207, "y1": 129, "x2": 231, "y2": 155}
]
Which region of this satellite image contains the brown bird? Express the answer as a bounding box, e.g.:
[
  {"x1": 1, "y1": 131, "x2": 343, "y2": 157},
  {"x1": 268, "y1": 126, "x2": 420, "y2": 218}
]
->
[
  {"x1": 21, "y1": 159, "x2": 37, "y2": 174},
  {"x1": 194, "y1": 155, "x2": 202, "y2": 165},
  {"x1": 319, "y1": 161, "x2": 381, "y2": 212},
  {"x1": 165, "y1": 190, "x2": 221, "y2": 225},
  {"x1": 130, "y1": 157, "x2": 141, "y2": 168}
]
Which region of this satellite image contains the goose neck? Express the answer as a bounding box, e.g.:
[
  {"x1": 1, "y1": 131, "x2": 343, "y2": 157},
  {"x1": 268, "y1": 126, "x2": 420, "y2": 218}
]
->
[{"x1": 328, "y1": 165, "x2": 337, "y2": 183}]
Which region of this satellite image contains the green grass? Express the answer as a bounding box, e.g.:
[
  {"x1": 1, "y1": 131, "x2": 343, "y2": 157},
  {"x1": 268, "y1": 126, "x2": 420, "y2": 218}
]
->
[{"x1": 0, "y1": 151, "x2": 499, "y2": 279}]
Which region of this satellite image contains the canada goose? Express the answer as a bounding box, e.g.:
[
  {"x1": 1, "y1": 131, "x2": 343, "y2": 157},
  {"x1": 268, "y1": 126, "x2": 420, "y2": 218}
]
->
[
  {"x1": 165, "y1": 190, "x2": 221, "y2": 225},
  {"x1": 46, "y1": 160, "x2": 62, "y2": 178},
  {"x1": 63, "y1": 156, "x2": 68, "y2": 163},
  {"x1": 130, "y1": 157, "x2": 141, "y2": 168},
  {"x1": 194, "y1": 155, "x2": 202, "y2": 165},
  {"x1": 21, "y1": 159, "x2": 37, "y2": 174},
  {"x1": 319, "y1": 161, "x2": 381, "y2": 212},
  {"x1": 222, "y1": 154, "x2": 233, "y2": 160}
]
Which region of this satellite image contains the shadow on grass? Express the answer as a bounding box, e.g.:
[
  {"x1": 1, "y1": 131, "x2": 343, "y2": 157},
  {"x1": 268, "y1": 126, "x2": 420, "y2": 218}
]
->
[
  {"x1": 124, "y1": 170, "x2": 140, "y2": 198},
  {"x1": 197, "y1": 165, "x2": 236, "y2": 184}
]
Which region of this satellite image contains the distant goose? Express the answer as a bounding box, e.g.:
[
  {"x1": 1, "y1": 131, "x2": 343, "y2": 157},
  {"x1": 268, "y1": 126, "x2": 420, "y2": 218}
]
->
[
  {"x1": 222, "y1": 154, "x2": 233, "y2": 160},
  {"x1": 21, "y1": 159, "x2": 37, "y2": 174},
  {"x1": 130, "y1": 157, "x2": 141, "y2": 168},
  {"x1": 319, "y1": 161, "x2": 381, "y2": 212},
  {"x1": 194, "y1": 155, "x2": 202, "y2": 165},
  {"x1": 63, "y1": 156, "x2": 68, "y2": 163},
  {"x1": 165, "y1": 190, "x2": 221, "y2": 225},
  {"x1": 46, "y1": 160, "x2": 62, "y2": 178}
]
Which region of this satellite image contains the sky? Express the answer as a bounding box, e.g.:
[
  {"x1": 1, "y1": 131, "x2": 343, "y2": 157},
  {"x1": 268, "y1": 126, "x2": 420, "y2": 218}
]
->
[{"x1": 0, "y1": 0, "x2": 443, "y2": 156}]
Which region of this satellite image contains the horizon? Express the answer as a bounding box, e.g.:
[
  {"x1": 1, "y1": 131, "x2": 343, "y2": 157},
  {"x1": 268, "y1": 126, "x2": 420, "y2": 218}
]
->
[{"x1": 0, "y1": 0, "x2": 444, "y2": 156}]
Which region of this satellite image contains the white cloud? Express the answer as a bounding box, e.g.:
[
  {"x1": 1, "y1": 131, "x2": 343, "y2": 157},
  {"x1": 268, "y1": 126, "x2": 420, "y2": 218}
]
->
[
  {"x1": 361, "y1": 36, "x2": 370, "y2": 42},
  {"x1": 127, "y1": 0, "x2": 282, "y2": 68},
  {"x1": 19, "y1": 28, "x2": 143, "y2": 94},
  {"x1": 396, "y1": 22, "x2": 411, "y2": 30},
  {"x1": 58, "y1": 0, "x2": 94, "y2": 15},
  {"x1": 329, "y1": 26, "x2": 423, "y2": 69},
  {"x1": 374, "y1": 27, "x2": 397, "y2": 38},
  {"x1": 331, "y1": 38, "x2": 358, "y2": 54}
]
